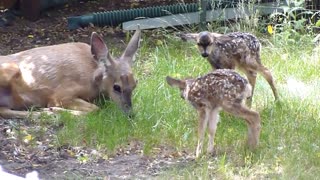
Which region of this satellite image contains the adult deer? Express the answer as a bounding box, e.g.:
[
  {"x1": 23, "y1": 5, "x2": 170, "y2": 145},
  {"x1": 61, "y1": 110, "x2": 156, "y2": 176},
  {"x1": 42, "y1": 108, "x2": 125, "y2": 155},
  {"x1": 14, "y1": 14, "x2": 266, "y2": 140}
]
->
[{"x1": 0, "y1": 28, "x2": 141, "y2": 119}]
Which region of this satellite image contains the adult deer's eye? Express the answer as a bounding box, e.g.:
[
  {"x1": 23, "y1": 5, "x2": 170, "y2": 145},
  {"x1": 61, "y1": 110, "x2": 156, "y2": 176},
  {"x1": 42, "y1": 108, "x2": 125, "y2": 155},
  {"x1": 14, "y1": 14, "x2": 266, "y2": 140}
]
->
[{"x1": 113, "y1": 84, "x2": 122, "y2": 93}]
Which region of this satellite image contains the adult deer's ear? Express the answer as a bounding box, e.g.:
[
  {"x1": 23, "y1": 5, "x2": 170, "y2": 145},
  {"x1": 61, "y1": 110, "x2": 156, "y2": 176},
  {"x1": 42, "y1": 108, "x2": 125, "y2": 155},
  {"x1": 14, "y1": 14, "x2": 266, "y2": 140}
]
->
[
  {"x1": 90, "y1": 32, "x2": 115, "y2": 67},
  {"x1": 120, "y1": 27, "x2": 141, "y2": 66}
]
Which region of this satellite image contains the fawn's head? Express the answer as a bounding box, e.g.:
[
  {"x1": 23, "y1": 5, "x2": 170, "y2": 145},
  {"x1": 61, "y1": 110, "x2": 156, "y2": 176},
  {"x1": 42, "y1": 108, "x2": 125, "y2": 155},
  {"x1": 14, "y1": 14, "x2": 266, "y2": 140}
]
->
[
  {"x1": 166, "y1": 76, "x2": 194, "y2": 100},
  {"x1": 90, "y1": 28, "x2": 141, "y2": 116},
  {"x1": 181, "y1": 31, "x2": 237, "y2": 58},
  {"x1": 180, "y1": 31, "x2": 218, "y2": 58},
  {"x1": 197, "y1": 31, "x2": 216, "y2": 57}
]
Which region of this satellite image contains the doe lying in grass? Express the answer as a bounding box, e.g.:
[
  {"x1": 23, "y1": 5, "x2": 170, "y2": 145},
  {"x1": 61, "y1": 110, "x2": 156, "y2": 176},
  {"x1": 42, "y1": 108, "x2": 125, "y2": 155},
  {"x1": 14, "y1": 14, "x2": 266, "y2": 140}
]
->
[
  {"x1": 180, "y1": 31, "x2": 278, "y2": 106},
  {"x1": 166, "y1": 69, "x2": 261, "y2": 157},
  {"x1": 0, "y1": 28, "x2": 141, "y2": 119}
]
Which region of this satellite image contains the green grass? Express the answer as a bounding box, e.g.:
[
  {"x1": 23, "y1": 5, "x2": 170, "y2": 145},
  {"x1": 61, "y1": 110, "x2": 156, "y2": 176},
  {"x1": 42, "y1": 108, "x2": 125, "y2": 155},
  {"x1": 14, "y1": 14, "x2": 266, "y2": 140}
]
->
[{"x1": 53, "y1": 29, "x2": 320, "y2": 179}]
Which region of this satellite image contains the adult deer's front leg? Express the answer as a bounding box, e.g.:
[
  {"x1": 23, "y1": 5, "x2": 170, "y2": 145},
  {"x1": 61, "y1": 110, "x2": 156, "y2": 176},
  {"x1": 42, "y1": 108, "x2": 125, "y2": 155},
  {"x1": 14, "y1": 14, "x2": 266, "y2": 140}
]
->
[
  {"x1": 0, "y1": 107, "x2": 87, "y2": 119},
  {"x1": 48, "y1": 98, "x2": 99, "y2": 113},
  {"x1": 0, "y1": 107, "x2": 54, "y2": 119},
  {"x1": 0, "y1": 107, "x2": 34, "y2": 119},
  {"x1": 48, "y1": 83, "x2": 99, "y2": 113}
]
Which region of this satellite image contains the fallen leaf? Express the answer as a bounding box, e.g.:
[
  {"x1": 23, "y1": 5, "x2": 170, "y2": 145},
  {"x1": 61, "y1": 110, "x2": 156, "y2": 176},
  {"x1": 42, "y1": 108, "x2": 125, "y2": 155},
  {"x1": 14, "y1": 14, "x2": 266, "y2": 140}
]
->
[{"x1": 67, "y1": 149, "x2": 75, "y2": 157}]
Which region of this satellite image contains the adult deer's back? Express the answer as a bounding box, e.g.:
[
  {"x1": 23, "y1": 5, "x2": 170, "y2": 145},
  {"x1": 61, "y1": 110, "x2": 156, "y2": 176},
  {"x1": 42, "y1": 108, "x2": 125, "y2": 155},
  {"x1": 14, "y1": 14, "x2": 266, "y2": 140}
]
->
[{"x1": 0, "y1": 28, "x2": 141, "y2": 118}]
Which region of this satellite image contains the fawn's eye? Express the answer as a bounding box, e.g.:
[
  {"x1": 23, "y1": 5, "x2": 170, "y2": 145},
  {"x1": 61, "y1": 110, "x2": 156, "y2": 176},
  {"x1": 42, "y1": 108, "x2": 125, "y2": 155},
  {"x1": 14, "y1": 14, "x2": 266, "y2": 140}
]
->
[{"x1": 113, "y1": 84, "x2": 122, "y2": 93}]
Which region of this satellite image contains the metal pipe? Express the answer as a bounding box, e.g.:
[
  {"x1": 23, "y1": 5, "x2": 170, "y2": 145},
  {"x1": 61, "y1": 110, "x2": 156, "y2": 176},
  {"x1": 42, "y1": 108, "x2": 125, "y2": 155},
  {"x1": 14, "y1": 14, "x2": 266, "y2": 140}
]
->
[{"x1": 67, "y1": 3, "x2": 211, "y2": 30}]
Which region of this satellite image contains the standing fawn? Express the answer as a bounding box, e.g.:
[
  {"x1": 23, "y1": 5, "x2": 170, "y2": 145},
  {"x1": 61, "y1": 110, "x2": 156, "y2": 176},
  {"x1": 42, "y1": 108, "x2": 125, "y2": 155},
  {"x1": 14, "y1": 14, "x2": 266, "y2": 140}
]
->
[
  {"x1": 166, "y1": 69, "x2": 261, "y2": 157},
  {"x1": 180, "y1": 31, "x2": 278, "y2": 106},
  {"x1": 0, "y1": 28, "x2": 141, "y2": 119}
]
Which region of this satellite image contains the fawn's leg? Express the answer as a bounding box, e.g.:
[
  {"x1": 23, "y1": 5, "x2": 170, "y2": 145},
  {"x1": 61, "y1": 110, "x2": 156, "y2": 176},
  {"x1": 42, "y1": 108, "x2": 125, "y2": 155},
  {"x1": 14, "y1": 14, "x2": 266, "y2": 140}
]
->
[
  {"x1": 222, "y1": 102, "x2": 261, "y2": 149},
  {"x1": 244, "y1": 69, "x2": 257, "y2": 107},
  {"x1": 196, "y1": 107, "x2": 209, "y2": 158},
  {"x1": 207, "y1": 107, "x2": 220, "y2": 156},
  {"x1": 258, "y1": 65, "x2": 279, "y2": 101}
]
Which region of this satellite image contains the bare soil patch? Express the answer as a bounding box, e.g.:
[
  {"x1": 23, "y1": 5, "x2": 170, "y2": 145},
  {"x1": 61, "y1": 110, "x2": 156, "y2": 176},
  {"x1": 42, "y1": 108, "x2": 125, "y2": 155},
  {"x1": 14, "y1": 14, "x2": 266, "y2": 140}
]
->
[{"x1": 0, "y1": 118, "x2": 193, "y2": 179}]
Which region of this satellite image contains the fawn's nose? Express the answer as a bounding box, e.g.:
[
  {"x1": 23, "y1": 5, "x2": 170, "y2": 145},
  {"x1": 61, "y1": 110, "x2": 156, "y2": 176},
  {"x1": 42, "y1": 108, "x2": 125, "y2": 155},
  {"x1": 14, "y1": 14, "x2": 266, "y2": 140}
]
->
[{"x1": 201, "y1": 52, "x2": 209, "y2": 57}]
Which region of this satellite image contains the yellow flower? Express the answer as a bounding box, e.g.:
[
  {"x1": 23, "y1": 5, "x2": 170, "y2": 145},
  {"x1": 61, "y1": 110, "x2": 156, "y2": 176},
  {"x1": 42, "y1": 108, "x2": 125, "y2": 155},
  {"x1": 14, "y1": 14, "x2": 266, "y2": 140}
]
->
[{"x1": 267, "y1": 24, "x2": 273, "y2": 35}]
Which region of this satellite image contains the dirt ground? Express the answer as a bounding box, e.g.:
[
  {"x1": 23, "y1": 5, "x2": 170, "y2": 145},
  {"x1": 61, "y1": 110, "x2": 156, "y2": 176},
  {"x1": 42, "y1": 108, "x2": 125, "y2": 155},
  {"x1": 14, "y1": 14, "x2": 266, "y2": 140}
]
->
[
  {"x1": 0, "y1": 118, "x2": 193, "y2": 179},
  {"x1": 0, "y1": 0, "x2": 195, "y2": 179}
]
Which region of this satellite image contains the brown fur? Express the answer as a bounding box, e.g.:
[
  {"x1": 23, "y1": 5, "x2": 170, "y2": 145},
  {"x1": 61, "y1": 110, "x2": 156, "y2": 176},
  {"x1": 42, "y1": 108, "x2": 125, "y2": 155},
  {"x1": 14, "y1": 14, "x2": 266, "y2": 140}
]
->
[
  {"x1": 166, "y1": 69, "x2": 261, "y2": 157},
  {"x1": 0, "y1": 28, "x2": 141, "y2": 119}
]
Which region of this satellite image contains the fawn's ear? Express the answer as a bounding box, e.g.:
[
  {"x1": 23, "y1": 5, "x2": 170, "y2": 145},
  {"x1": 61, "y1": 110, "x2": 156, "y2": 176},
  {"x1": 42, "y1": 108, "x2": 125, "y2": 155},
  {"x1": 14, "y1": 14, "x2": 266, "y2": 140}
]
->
[
  {"x1": 210, "y1": 32, "x2": 223, "y2": 38},
  {"x1": 166, "y1": 76, "x2": 186, "y2": 89},
  {"x1": 214, "y1": 34, "x2": 232, "y2": 43},
  {"x1": 179, "y1": 33, "x2": 199, "y2": 42}
]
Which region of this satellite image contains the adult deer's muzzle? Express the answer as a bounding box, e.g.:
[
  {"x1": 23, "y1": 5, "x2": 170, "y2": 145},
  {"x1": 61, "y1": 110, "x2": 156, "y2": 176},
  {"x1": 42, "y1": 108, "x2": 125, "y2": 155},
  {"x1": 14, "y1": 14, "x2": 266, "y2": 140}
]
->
[{"x1": 122, "y1": 89, "x2": 134, "y2": 118}]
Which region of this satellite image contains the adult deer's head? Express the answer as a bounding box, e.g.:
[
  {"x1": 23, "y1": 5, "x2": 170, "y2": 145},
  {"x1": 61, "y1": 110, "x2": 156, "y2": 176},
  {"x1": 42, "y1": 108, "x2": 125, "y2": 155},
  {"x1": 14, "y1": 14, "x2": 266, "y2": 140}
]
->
[{"x1": 90, "y1": 28, "x2": 141, "y2": 116}]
